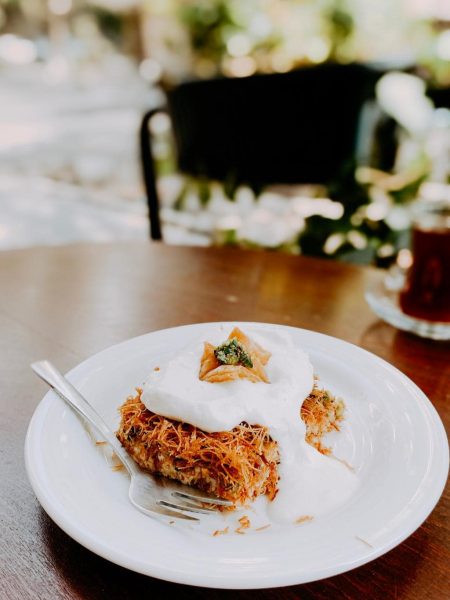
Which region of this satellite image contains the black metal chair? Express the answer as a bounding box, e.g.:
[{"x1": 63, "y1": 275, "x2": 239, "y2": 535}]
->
[{"x1": 140, "y1": 62, "x2": 384, "y2": 240}]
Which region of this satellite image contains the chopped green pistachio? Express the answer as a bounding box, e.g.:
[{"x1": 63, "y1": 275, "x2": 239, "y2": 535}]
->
[{"x1": 214, "y1": 338, "x2": 253, "y2": 368}]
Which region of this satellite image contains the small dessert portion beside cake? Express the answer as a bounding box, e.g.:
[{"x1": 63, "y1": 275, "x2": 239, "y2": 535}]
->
[
  {"x1": 301, "y1": 384, "x2": 345, "y2": 456},
  {"x1": 116, "y1": 326, "x2": 349, "y2": 513}
]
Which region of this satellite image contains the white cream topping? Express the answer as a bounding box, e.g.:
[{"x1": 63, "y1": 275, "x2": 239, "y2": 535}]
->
[{"x1": 141, "y1": 325, "x2": 357, "y2": 523}]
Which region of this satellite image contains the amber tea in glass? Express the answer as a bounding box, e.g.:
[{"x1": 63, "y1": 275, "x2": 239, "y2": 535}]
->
[{"x1": 399, "y1": 200, "x2": 450, "y2": 322}]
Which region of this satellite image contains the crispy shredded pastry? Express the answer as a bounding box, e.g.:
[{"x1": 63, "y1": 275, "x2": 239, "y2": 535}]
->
[
  {"x1": 199, "y1": 327, "x2": 271, "y2": 383},
  {"x1": 116, "y1": 382, "x2": 345, "y2": 506},
  {"x1": 236, "y1": 515, "x2": 251, "y2": 533},
  {"x1": 117, "y1": 389, "x2": 279, "y2": 506},
  {"x1": 301, "y1": 386, "x2": 344, "y2": 455},
  {"x1": 295, "y1": 515, "x2": 314, "y2": 525}
]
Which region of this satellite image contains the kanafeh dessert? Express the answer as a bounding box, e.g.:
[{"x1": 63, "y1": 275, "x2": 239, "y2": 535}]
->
[{"x1": 116, "y1": 326, "x2": 354, "y2": 520}]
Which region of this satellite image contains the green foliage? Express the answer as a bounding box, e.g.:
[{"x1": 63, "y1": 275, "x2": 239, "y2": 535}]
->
[
  {"x1": 198, "y1": 176, "x2": 212, "y2": 207},
  {"x1": 326, "y1": 0, "x2": 354, "y2": 60},
  {"x1": 89, "y1": 8, "x2": 123, "y2": 43},
  {"x1": 180, "y1": 1, "x2": 237, "y2": 61},
  {"x1": 390, "y1": 173, "x2": 428, "y2": 204},
  {"x1": 173, "y1": 159, "x2": 421, "y2": 267},
  {"x1": 299, "y1": 163, "x2": 408, "y2": 267}
]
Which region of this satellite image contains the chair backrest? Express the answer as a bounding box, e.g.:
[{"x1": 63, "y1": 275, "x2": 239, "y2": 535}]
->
[
  {"x1": 141, "y1": 62, "x2": 383, "y2": 239},
  {"x1": 167, "y1": 62, "x2": 381, "y2": 187}
]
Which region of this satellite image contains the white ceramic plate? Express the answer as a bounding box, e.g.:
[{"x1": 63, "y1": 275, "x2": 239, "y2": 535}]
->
[{"x1": 25, "y1": 322, "x2": 449, "y2": 589}]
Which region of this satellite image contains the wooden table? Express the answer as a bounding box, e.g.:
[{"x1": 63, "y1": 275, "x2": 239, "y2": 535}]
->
[{"x1": 1, "y1": 243, "x2": 449, "y2": 600}]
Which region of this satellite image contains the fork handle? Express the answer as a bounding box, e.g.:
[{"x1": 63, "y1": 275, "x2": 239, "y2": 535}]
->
[{"x1": 31, "y1": 360, "x2": 139, "y2": 476}]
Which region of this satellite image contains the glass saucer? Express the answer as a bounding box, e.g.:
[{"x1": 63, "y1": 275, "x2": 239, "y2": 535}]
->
[{"x1": 365, "y1": 268, "x2": 450, "y2": 341}]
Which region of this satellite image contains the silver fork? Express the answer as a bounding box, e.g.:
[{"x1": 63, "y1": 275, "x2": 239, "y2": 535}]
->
[{"x1": 31, "y1": 360, "x2": 233, "y2": 522}]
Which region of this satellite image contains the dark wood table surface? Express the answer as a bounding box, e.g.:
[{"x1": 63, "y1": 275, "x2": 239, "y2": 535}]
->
[{"x1": 1, "y1": 242, "x2": 449, "y2": 600}]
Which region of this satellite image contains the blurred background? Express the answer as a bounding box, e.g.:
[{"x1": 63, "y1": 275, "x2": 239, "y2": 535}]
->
[{"x1": 1, "y1": 0, "x2": 449, "y2": 265}]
